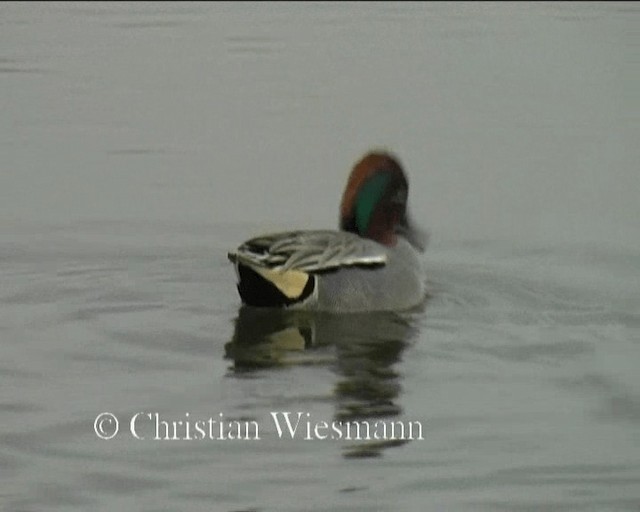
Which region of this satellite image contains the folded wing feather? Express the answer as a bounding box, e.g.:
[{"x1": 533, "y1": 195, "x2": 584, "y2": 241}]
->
[{"x1": 229, "y1": 230, "x2": 387, "y2": 274}]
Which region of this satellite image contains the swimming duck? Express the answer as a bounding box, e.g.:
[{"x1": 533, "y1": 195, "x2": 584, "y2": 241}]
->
[{"x1": 228, "y1": 151, "x2": 427, "y2": 312}]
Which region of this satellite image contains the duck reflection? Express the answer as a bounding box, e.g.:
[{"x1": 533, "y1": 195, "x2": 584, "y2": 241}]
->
[{"x1": 224, "y1": 306, "x2": 421, "y2": 457}]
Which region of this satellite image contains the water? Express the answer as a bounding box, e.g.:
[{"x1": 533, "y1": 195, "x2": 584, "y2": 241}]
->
[{"x1": 2, "y1": 3, "x2": 639, "y2": 511}]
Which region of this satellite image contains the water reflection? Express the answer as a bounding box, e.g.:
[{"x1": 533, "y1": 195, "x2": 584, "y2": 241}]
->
[{"x1": 225, "y1": 307, "x2": 422, "y2": 457}]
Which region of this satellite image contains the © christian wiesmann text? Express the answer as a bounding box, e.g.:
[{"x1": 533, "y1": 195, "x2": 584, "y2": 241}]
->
[{"x1": 119, "y1": 412, "x2": 424, "y2": 441}]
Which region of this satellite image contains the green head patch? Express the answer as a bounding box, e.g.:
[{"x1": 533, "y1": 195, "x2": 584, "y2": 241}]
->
[{"x1": 355, "y1": 172, "x2": 392, "y2": 235}]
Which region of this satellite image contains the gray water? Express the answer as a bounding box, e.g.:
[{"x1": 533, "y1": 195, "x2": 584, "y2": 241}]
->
[{"x1": 2, "y1": 2, "x2": 639, "y2": 511}]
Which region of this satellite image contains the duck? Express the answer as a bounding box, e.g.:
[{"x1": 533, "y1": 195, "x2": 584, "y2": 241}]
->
[{"x1": 227, "y1": 151, "x2": 427, "y2": 312}]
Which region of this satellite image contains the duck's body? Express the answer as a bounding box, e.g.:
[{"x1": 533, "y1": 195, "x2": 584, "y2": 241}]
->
[
  {"x1": 228, "y1": 151, "x2": 427, "y2": 312},
  {"x1": 229, "y1": 229, "x2": 424, "y2": 312}
]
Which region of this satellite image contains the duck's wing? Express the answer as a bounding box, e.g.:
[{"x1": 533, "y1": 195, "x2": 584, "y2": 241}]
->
[{"x1": 228, "y1": 230, "x2": 387, "y2": 273}]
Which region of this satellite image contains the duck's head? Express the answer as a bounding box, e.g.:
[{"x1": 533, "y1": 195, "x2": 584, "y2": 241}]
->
[{"x1": 340, "y1": 151, "x2": 426, "y2": 250}]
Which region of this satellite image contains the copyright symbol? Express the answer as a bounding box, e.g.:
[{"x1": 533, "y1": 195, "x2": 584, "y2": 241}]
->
[{"x1": 94, "y1": 412, "x2": 119, "y2": 440}]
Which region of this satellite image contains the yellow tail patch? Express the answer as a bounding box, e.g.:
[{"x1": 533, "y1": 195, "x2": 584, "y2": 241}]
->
[{"x1": 252, "y1": 266, "x2": 311, "y2": 300}]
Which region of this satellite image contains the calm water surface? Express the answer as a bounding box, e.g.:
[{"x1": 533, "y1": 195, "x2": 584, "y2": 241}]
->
[{"x1": 2, "y1": 3, "x2": 639, "y2": 511}]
